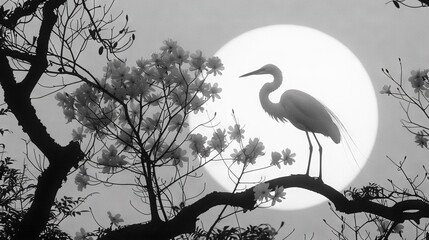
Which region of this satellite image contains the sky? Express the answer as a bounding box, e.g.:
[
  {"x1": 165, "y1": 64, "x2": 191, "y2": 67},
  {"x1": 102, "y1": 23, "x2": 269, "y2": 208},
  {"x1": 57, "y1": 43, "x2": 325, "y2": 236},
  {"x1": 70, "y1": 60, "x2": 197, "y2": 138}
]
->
[{"x1": 2, "y1": 0, "x2": 429, "y2": 239}]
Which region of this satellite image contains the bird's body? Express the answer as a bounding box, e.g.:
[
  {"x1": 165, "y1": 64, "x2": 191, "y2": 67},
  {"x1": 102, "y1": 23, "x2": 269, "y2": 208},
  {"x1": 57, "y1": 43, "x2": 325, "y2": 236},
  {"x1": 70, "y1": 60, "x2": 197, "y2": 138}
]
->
[
  {"x1": 240, "y1": 64, "x2": 341, "y2": 180},
  {"x1": 262, "y1": 88, "x2": 341, "y2": 144}
]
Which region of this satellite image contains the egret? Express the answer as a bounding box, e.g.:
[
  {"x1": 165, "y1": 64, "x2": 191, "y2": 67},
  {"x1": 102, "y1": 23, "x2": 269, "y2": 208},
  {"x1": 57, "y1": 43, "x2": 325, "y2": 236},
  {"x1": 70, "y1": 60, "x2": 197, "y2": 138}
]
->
[{"x1": 240, "y1": 64, "x2": 341, "y2": 180}]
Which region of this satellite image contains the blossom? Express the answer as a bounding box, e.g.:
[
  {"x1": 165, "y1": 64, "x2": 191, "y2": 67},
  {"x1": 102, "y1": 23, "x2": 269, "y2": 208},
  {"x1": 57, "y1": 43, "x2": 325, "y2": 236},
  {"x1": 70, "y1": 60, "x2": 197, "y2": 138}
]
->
[
  {"x1": 75, "y1": 172, "x2": 90, "y2": 191},
  {"x1": 206, "y1": 56, "x2": 224, "y2": 76},
  {"x1": 379, "y1": 85, "x2": 392, "y2": 95},
  {"x1": 141, "y1": 113, "x2": 161, "y2": 133},
  {"x1": 188, "y1": 133, "x2": 207, "y2": 156},
  {"x1": 243, "y1": 138, "x2": 265, "y2": 165},
  {"x1": 270, "y1": 152, "x2": 282, "y2": 168},
  {"x1": 110, "y1": 60, "x2": 131, "y2": 81},
  {"x1": 415, "y1": 131, "x2": 428, "y2": 148},
  {"x1": 190, "y1": 96, "x2": 205, "y2": 114},
  {"x1": 98, "y1": 145, "x2": 128, "y2": 173},
  {"x1": 55, "y1": 92, "x2": 75, "y2": 109},
  {"x1": 75, "y1": 83, "x2": 98, "y2": 105},
  {"x1": 168, "y1": 114, "x2": 188, "y2": 133},
  {"x1": 160, "y1": 39, "x2": 178, "y2": 54},
  {"x1": 136, "y1": 58, "x2": 151, "y2": 70},
  {"x1": 230, "y1": 148, "x2": 245, "y2": 164},
  {"x1": 189, "y1": 50, "x2": 206, "y2": 71},
  {"x1": 170, "y1": 89, "x2": 188, "y2": 107},
  {"x1": 169, "y1": 147, "x2": 189, "y2": 167},
  {"x1": 161, "y1": 53, "x2": 175, "y2": 69},
  {"x1": 63, "y1": 109, "x2": 75, "y2": 123},
  {"x1": 128, "y1": 101, "x2": 141, "y2": 122},
  {"x1": 408, "y1": 69, "x2": 429, "y2": 93},
  {"x1": 75, "y1": 166, "x2": 89, "y2": 191},
  {"x1": 227, "y1": 124, "x2": 245, "y2": 142},
  {"x1": 232, "y1": 138, "x2": 265, "y2": 165},
  {"x1": 281, "y1": 148, "x2": 296, "y2": 165},
  {"x1": 125, "y1": 73, "x2": 146, "y2": 100},
  {"x1": 116, "y1": 128, "x2": 133, "y2": 148},
  {"x1": 270, "y1": 186, "x2": 286, "y2": 206},
  {"x1": 189, "y1": 78, "x2": 209, "y2": 94},
  {"x1": 74, "y1": 228, "x2": 92, "y2": 240},
  {"x1": 110, "y1": 81, "x2": 128, "y2": 102},
  {"x1": 393, "y1": 223, "x2": 404, "y2": 234},
  {"x1": 253, "y1": 182, "x2": 271, "y2": 202},
  {"x1": 208, "y1": 128, "x2": 226, "y2": 153},
  {"x1": 207, "y1": 82, "x2": 222, "y2": 101},
  {"x1": 72, "y1": 127, "x2": 86, "y2": 142},
  {"x1": 145, "y1": 138, "x2": 168, "y2": 158},
  {"x1": 151, "y1": 53, "x2": 165, "y2": 68},
  {"x1": 173, "y1": 46, "x2": 189, "y2": 64},
  {"x1": 199, "y1": 146, "x2": 211, "y2": 158},
  {"x1": 107, "y1": 211, "x2": 124, "y2": 226},
  {"x1": 76, "y1": 165, "x2": 86, "y2": 174}
]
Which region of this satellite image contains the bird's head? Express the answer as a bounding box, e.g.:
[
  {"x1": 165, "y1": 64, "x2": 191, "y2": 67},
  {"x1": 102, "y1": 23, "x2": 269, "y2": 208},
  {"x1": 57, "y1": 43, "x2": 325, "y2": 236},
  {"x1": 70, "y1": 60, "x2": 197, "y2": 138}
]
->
[{"x1": 239, "y1": 64, "x2": 279, "y2": 78}]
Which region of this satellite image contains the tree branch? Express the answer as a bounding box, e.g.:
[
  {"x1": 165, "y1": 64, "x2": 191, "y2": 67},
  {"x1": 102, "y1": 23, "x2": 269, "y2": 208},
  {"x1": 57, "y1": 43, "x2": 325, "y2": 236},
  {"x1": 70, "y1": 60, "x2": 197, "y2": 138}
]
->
[
  {"x1": 0, "y1": 1, "x2": 86, "y2": 239},
  {"x1": 98, "y1": 174, "x2": 429, "y2": 240},
  {"x1": 20, "y1": 0, "x2": 67, "y2": 96},
  {"x1": 0, "y1": 0, "x2": 47, "y2": 29}
]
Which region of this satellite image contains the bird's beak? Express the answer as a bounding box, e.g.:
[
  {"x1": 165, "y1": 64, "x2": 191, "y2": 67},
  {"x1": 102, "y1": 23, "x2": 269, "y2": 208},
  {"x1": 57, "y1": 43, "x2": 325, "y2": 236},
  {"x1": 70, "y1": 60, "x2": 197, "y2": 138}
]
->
[{"x1": 239, "y1": 68, "x2": 263, "y2": 78}]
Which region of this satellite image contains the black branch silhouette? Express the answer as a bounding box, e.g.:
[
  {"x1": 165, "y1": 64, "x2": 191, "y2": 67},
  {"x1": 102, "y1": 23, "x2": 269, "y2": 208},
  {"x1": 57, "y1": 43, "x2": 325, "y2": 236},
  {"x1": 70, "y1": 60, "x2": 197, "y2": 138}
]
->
[{"x1": 98, "y1": 175, "x2": 429, "y2": 240}]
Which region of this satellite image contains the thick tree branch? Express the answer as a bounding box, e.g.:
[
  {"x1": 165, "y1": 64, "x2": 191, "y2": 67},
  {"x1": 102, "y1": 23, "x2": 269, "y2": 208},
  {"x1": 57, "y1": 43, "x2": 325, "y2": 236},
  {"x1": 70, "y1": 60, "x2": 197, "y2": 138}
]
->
[
  {"x1": 0, "y1": 0, "x2": 47, "y2": 29},
  {"x1": 20, "y1": 0, "x2": 67, "y2": 96},
  {"x1": 1, "y1": 46, "x2": 84, "y2": 240},
  {"x1": 0, "y1": 1, "x2": 85, "y2": 239},
  {"x1": 0, "y1": 47, "x2": 35, "y2": 62},
  {"x1": 98, "y1": 175, "x2": 429, "y2": 240}
]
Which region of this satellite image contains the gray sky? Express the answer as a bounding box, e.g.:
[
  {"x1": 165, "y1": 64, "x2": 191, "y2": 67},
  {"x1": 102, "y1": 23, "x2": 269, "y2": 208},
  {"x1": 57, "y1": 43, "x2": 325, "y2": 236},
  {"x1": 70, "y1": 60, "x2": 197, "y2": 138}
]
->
[{"x1": 3, "y1": 0, "x2": 429, "y2": 239}]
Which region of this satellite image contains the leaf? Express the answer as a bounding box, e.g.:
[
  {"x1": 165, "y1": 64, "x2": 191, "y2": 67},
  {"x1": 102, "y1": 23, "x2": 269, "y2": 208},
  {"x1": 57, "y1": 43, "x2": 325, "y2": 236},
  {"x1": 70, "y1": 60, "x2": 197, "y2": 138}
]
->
[
  {"x1": 98, "y1": 46, "x2": 104, "y2": 55},
  {"x1": 393, "y1": 0, "x2": 400, "y2": 8},
  {"x1": 113, "y1": 42, "x2": 118, "y2": 48},
  {"x1": 132, "y1": 34, "x2": 135, "y2": 40},
  {"x1": 126, "y1": 14, "x2": 128, "y2": 22}
]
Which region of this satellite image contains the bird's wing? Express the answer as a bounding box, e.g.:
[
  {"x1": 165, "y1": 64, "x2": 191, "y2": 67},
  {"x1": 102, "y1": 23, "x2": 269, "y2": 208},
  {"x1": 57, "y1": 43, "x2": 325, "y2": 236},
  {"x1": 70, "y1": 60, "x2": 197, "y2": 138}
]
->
[{"x1": 281, "y1": 89, "x2": 337, "y2": 135}]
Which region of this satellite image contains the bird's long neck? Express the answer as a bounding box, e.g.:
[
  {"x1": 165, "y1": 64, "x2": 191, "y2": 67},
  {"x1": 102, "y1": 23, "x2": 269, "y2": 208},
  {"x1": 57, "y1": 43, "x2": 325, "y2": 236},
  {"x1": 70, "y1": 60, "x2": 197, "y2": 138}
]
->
[{"x1": 259, "y1": 67, "x2": 285, "y2": 121}]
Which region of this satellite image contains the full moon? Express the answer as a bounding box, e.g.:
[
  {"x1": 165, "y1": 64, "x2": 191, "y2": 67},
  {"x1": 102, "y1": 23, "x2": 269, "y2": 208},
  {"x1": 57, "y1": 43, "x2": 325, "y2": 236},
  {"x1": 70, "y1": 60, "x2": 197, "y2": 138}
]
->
[{"x1": 191, "y1": 25, "x2": 378, "y2": 210}]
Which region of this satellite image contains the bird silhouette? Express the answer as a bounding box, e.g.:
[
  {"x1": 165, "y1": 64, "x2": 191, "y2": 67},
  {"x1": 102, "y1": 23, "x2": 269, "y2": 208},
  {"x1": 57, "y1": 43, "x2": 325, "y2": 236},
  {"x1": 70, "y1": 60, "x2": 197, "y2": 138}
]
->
[{"x1": 240, "y1": 64, "x2": 341, "y2": 180}]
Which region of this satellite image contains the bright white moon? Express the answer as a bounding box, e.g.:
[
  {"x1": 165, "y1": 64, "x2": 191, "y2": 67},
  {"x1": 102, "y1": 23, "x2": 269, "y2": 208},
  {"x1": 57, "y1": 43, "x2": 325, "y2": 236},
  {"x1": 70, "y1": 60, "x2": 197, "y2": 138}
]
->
[{"x1": 191, "y1": 25, "x2": 378, "y2": 210}]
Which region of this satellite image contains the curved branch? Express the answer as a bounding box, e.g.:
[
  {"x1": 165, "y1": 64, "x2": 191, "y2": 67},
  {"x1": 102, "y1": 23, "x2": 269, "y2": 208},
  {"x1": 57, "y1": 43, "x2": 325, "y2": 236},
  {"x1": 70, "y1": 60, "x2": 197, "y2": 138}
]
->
[
  {"x1": 0, "y1": 0, "x2": 47, "y2": 29},
  {"x1": 20, "y1": 0, "x2": 67, "y2": 96},
  {"x1": 0, "y1": 1, "x2": 86, "y2": 239},
  {"x1": 99, "y1": 174, "x2": 429, "y2": 240}
]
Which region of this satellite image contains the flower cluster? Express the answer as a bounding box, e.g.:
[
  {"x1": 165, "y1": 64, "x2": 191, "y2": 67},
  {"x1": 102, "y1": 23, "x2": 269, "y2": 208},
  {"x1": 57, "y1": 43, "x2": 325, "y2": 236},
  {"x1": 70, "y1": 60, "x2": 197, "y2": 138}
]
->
[
  {"x1": 408, "y1": 69, "x2": 429, "y2": 94},
  {"x1": 253, "y1": 182, "x2": 286, "y2": 206},
  {"x1": 74, "y1": 166, "x2": 90, "y2": 191},
  {"x1": 107, "y1": 211, "x2": 124, "y2": 227},
  {"x1": 379, "y1": 85, "x2": 392, "y2": 95},
  {"x1": 270, "y1": 148, "x2": 296, "y2": 169},
  {"x1": 415, "y1": 130, "x2": 428, "y2": 148},
  {"x1": 74, "y1": 228, "x2": 93, "y2": 240},
  {"x1": 97, "y1": 145, "x2": 128, "y2": 173},
  {"x1": 231, "y1": 138, "x2": 265, "y2": 166},
  {"x1": 55, "y1": 40, "x2": 225, "y2": 190}
]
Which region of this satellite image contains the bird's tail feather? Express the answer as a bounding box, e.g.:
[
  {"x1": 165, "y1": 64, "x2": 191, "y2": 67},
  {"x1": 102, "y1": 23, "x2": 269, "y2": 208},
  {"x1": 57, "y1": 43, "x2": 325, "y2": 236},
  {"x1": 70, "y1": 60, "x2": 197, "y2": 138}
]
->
[{"x1": 324, "y1": 105, "x2": 365, "y2": 169}]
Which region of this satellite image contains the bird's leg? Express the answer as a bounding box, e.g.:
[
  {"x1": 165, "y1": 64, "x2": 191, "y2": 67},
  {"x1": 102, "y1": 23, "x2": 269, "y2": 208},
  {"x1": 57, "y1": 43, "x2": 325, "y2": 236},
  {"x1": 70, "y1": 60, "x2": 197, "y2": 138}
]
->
[
  {"x1": 312, "y1": 133, "x2": 323, "y2": 181},
  {"x1": 305, "y1": 131, "x2": 313, "y2": 176}
]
